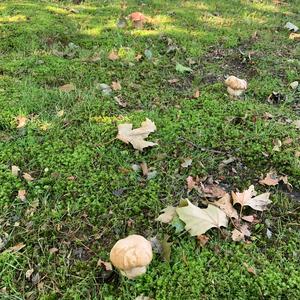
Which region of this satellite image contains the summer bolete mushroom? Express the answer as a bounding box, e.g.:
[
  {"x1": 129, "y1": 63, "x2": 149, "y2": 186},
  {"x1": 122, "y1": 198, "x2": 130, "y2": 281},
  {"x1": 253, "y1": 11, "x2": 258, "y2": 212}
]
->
[
  {"x1": 128, "y1": 12, "x2": 145, "y2": 28},
  {"x1": 110, "y1": 235, "x2": 153, "y2": 279},
  {"x1": 225, "y1": 76, "x2": 247, "y2": 98}
]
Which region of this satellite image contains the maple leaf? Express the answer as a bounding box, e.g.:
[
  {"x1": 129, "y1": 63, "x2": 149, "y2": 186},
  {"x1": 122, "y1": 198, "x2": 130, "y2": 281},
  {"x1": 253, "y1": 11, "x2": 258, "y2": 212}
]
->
[
  {"x1": 156, "y1": 206, "x2": 177, "y2": 223},
  {"x1": 232, "y1": 185, "x2": 272, "y2": 211},
  {"x1": 59, "y1": 83, "x2": 75, "y2": 92},
  {"x1": 16, "y1": 115, "x2": 27, "y2": 128},
  {"x1": 214, "y1": 193, "x2": 239, "y2": 219},
  {"x1": 259, "y1": 172, "x2": 279, "y2": 186},
  {"x1": 176, "y1": 199, "x2": 228, "y2": 236},
  {"x1": 116, "y1": 118, "x2": 158, "y2": 151}
]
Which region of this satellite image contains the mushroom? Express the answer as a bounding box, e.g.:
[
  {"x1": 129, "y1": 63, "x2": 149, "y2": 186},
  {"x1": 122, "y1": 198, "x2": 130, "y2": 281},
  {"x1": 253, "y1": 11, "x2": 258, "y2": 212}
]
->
[
  {"x1": 128, "y1": 12, "x2": 145, "y2": 28},
  {"x1": 224, "y1": 76, "x2": 247, "y2": 98},
  {"x1": 110, "y1": 235, "x2": 153, "y2": 279}
]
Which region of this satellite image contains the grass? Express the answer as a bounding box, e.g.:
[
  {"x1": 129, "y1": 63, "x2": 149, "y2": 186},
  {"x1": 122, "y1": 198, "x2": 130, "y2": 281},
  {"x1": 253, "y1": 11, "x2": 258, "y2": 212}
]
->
[{"x1": 0, "y1": 0, "x2": 300, "y2": 299}]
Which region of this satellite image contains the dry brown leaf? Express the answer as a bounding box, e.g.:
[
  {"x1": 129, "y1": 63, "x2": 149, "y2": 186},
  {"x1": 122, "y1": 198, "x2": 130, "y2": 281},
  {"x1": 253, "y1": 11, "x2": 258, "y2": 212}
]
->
[
  {"x1": 232, "y1": 185, "x2": 272, "y2": 211},
  {"x1": 97, "y1": 259, "x2": 113, "y2": 271},
  {"x1": 108, "y1": 50, "x2": 119, "y2": 61},
  {"x1": 197, "y1": 234, "x2": 209, "y2": 247},
  {"x1": 242, "y1": 215, "x2": 255, "y2": 223},
  {"x1": 8, "y1": 243, "x2": 26, "y2": 252},
  {"x1": 186, "y1": 176, "x2": 196, "y2": 191},
  {"x1": 193, "y1": 89, "x2": 200, "y2": 98},
  {"x1": 11, "y1": 165, "x2": 20, "y2": 176},
  {"x1": 135, "y1": 54, "x2": 143, "y2": 61},
  {"x1": 114, "y1": 96, "x2": 127, "y2": 108},
  {"x1": 59, "y1": 83, "x2": 75, "y2": 92},
  {"x1": 49, "y1": 247, "x2": 59, "y2": 254},
  {"x1": 259, "y1": 172, "x2": 279, "y2": 186},
  {"x1": 200, "y1": 183, "x2": 226, "y2": 198},
  {"x1": 23, "y1": 172, "x2": 34, "y2": 182},
  {"x1": 181, "y1": 158, "x2": 192, "y2": 168},
  {"x1": 111, "y1": 81, "x2": 122, "y2": 91},
  {"x1": 289, "y1": 33, "x2": 300, "y2": 41},
  {"x1": 156, "y1": 206, "x2": 177, "y2": 224},
  {"x1": 231, "y1": 224, "x2": 251, "y2": 241},
  {"x1": 116, "y1": 118, "x2": 157, "y2": 151},
  {"x1": 18, "y1": 190, "x2": 26, "y2": 201},
  {"x1": 16, "y1": 116, "x2": 27, "y2": 128},
  {"x1": 140, "y1": 162, "x2": 148, "y2": 176},
  {"x1": 176, "y1": 199, "x2": 228, "y2": 236},
  {"x1": 214, "y1": 193, "x2": 239, "y2": 219}
]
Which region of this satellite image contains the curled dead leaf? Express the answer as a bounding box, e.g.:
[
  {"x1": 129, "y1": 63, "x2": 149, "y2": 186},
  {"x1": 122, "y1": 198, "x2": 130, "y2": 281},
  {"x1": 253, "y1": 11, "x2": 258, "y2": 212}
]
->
[{"x1": 214, "y1": 193, "x2": 239, "y2": 219}]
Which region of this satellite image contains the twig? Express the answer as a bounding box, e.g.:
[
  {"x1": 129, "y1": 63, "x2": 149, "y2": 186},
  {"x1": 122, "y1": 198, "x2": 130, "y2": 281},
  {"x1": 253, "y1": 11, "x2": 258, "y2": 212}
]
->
[{"x1": 178, "y1": 137, "x2": 226, "y2": 154}]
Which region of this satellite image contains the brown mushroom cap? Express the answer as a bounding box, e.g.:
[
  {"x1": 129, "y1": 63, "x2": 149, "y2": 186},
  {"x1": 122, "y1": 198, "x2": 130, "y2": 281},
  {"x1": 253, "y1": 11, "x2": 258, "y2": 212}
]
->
[
  {"x1": 129, "y1": 12, "x2": 145, "y2": 22},
  {"x1": 225, "y1": 76, "x2": 247, "y2": 90},
  {"x1": 110, "y1": 235, "x2": 152, "y2": 272}
]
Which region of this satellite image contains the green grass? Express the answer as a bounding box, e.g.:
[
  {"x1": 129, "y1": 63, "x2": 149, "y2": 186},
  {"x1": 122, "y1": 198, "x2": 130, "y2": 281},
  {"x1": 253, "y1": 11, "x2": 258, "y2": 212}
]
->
[{"x1": 0, "y1": 0, "x2": 300, "y2": 299}]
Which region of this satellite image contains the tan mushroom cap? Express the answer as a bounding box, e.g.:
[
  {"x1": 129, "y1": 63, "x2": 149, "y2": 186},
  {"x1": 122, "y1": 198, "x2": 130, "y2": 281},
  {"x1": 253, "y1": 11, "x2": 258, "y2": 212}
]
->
[
  {"x1": 110, "y1": 235, "x2": 152, "y2": 278},
  {"x1": 129, "y1": 12, "x2": 145, "y2": 22},
  {"x1": 225, "y1": 76, "x2": 247, "y2": 90}
]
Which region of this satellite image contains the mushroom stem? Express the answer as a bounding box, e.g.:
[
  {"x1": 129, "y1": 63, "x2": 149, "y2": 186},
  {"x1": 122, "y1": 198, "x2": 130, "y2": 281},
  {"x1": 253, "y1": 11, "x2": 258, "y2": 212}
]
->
[{"x1": 121, "y1": 266, "x2": 147, "y2": 279}]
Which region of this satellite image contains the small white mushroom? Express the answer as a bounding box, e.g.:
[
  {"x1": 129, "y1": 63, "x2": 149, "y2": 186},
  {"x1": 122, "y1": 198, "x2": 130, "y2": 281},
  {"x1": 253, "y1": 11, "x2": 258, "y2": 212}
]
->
[
  {"x1": 110, "y1": 235, "x2": 153, "y2": 279},
  {"x1": 225, "y1": 76, "x2": 247, "y2": 98}
]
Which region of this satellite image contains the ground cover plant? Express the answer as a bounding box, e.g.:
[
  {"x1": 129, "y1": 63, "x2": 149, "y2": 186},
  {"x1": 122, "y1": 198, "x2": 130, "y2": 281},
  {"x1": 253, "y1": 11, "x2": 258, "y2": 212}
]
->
[{"x1": 0, "y1": 0, "x2": 300, "y2": 299}]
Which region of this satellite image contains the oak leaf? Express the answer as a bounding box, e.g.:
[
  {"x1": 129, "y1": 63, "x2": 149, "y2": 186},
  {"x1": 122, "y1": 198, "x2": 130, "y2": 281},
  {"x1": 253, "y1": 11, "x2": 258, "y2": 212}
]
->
[
  {"x1": 156, "y1": 206, "x2": 177, "y2": 223},
  {"x1": 232, "y1": 185, "x2": 271, "y2": 211},
  {"x1": 117, "y1": 118, "x2": 157, "y2": 151},
  {"x1": 214, "y1": 193, "x2": 239, "y2": 219},
  {"x1": 176, "y1": 199, "x2": 228, "y2": 236}
]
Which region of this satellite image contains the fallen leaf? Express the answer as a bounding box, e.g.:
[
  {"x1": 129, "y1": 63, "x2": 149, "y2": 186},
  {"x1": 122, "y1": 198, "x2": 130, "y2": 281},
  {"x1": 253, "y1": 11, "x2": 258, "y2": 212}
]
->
[
  {"x1": 97, "y1": 259, "x2": 113, "y2": 271},
  {"x1": 242, "y1": 215, "x2": 255, "y2": 223},
  {"x1": 193, "y1": 89, "x2": 200, "y2": 98},
  {"x1": 214, "y1": 193, "x2": 239, "y2": 219},
  {"x1": 232, "y1": 185, "x2": 272, "y2": 211},
  {"x1": 114, "y1": 95, "x2": 127, "y2": 107},
  {"x1": 49, "y1": 247, "x2": 59, "y2": 254},
  {"x1": 176, "y1": 63, "x2": 192, "y2": 73},
  {"x1": 181, "y1": 158, "x2": 192, "y2": 168},
  {"x1": 293, "y1": 120, "x2": 300, "y2": 129},
  {"x1": 232, "y1": 224, "x2": 251, "y2": 242},
  {"x1": 11, "y1": 165, "x2": 20, "y2": 176},
  {"x1": 272, "y1": 139, "x2": 282, "y2": 152},
  {"x1": 259, "y1": 172, "x2": 279, "y2": 186},
  {"x1": 283, "y1": 137, "x2": 293, "y2": 145},
  {"x1": 168, "y1": 78, "x2": 179, "y2": 84},
  {"x1": 18, "y1": 190, "x2": 26, "y2": 201},
  {"x1": 59, "y1": 83, "x2": 75, "y2": 92},
  {"x1": 197, "y1": 234, "x2": 209, "y2": 247},
  {"x1": 263, "y1": 112, "x2": 274, "y2": 120},
  {"x1": 111, "y1": 81, "x2": 121, "y2": 91},
  {"x1": 135, "y1": 54, "x2": 143, "y2": 61},
  {"x1": 116, "y1": 118, "x2": 158, "y2": 151},
  {"x1": 23, "y1": 173, "x2": 34, "y2": 182},
  {"x1": 108, "y1": 50, "x2": 119, "y2": 61},
  {"x1": 156, "y1": 206, "x2": 177, "y2": 223},
  {"x1": 186, "y1": 176, "x2": 196, "y2": 191},
  {"x1": 140, "y1": 162, "x2": 148, "y2": 176},
  {"x1": 290, "y1": 81, "x2": 299, "y2": 89},
  {"x1": 56, "y1": 110, "x2": 64, "y2": 117},
  {"x1": 161, "y1": 235, "x2": 172, "y2": 262},
  {"x1": 295, "y1": 151, "x2": 300, "y2": 158},
  {"x1": 284, "y1": 21, "x2": 299, "y2": 32},
  {"x1": 289, "y1": 33, "x2": 300, "y2": 41},
  {"x1": 243, "y1": 262, "x2": 257, "y2": 275},
  {"x1": 25, "y1": 269, "x2": 34, "y2": 279},
  {"x1": 200, "y1": 183, "x2": 226, "y2": 198},
  {"x1": 8, "y1": 243, "x2": 26, "y2": 252},
  {"x1": 16, "y1": 116, "x2": 27, "y2": 128},
  {"x1": 176, "y1": 199, "x2": 228, "y2": 236}
]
